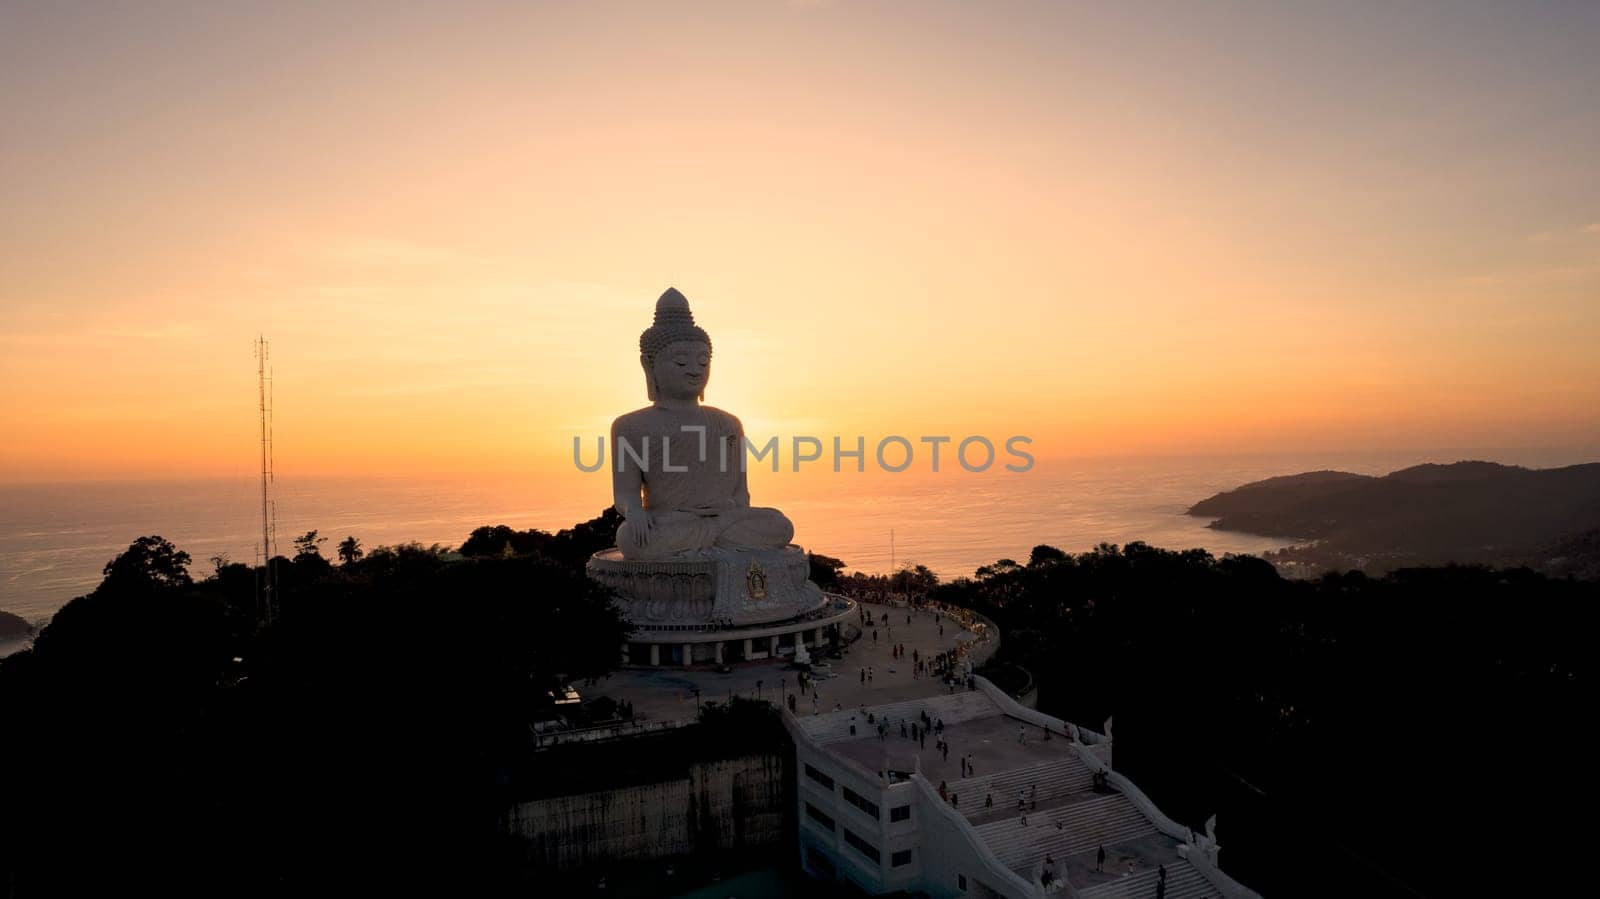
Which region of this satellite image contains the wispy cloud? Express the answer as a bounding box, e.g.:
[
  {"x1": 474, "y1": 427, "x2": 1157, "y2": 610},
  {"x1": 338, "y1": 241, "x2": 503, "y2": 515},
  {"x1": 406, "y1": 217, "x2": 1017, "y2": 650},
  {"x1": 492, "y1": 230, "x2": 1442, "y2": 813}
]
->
[
  {"x1": 1457, "y1": 260, "x2": 1600, "y2": 288},
  {"x1": 325, "y1": 238, "x2": 481, "y2": 268},
  {"x1": 1527, "y1": 223, "x2": 1600, "y2": 242},
  {"x1": 94, "y1": 323, "x2": 208, "y2": 341}
]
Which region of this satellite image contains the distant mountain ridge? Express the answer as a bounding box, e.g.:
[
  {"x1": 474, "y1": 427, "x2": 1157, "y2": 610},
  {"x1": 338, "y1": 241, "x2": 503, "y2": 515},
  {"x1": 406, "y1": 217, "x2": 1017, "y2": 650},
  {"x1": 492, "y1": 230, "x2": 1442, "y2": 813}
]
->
[
  {"x1": 0, "y1": 609, "x2": 31, "y2": 640},
  {"x1": 1188, "y1": 460, "x2": 1600, "y2": 576}
]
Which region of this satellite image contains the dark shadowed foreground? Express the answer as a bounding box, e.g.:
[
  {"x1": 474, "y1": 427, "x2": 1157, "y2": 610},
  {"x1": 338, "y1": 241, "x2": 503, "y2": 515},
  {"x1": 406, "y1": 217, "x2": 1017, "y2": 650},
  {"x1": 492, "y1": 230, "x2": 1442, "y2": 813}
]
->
[{"x1": 1, "y1": 515, "x2": 1592, "y2": 897}]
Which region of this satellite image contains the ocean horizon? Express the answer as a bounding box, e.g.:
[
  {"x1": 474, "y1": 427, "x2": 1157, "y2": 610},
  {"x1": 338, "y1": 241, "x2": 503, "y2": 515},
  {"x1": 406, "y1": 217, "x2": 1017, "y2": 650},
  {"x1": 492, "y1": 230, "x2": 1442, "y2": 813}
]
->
[{"x1": 3, "y1": 446, "x2": 1593, "y2": 626}]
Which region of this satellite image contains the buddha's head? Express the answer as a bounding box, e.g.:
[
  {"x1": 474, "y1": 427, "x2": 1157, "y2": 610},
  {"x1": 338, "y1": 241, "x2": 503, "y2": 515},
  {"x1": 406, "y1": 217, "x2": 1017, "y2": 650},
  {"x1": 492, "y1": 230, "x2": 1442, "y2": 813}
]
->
[{"x1": 640, "y1": 287, "x2": 713, "y2": 403}]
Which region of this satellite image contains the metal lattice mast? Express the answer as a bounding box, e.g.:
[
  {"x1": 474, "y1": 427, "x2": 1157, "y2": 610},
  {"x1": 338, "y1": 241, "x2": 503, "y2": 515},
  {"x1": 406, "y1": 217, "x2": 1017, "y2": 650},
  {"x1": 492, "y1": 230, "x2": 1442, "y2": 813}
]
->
[{"x1": 256, "y1": 337, "x2": 277, "y2": 624}]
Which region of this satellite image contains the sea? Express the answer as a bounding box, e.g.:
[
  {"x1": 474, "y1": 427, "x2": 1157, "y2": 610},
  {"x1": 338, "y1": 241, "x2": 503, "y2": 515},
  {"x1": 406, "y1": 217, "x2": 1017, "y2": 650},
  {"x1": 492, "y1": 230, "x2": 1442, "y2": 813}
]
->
[{"x1": 2, "y1": 447, "x2": 1592, "y2": 631}]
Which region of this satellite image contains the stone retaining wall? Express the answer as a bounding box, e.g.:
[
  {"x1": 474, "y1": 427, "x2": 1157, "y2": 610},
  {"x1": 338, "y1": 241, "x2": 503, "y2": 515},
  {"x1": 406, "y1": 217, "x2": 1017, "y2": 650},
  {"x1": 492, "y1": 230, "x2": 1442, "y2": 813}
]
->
[{"x1": 501, "y1": 753, "x2": 788, "y2": 870}]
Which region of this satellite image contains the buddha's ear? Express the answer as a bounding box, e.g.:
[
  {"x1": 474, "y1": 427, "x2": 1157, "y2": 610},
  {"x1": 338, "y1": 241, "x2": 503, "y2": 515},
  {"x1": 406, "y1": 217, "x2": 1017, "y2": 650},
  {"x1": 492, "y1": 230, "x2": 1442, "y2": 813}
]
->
[{"x1": 640, "y1": 354, "x2": 656, "y2": 401}]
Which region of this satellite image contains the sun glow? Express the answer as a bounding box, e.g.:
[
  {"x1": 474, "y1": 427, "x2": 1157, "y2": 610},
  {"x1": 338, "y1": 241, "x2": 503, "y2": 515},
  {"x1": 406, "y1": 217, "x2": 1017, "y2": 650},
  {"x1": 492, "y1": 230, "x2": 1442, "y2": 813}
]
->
[{"x1": 3, "y1": 2, "x2": 1598, "y2": 485}]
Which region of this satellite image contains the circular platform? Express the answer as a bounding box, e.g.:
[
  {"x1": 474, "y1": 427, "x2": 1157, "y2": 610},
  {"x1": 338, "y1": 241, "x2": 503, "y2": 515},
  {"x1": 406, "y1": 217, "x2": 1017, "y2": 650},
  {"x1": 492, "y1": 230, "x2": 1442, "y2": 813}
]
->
[
  {"x1": 587, "y1": 543, "x2": 827, "y2": 628},
  {"x1": 617, "y1": 594, "x2": 857, "y2": 667},
  {"x1": 587, "y1": 543, "x2": 852, "y2": 667}
]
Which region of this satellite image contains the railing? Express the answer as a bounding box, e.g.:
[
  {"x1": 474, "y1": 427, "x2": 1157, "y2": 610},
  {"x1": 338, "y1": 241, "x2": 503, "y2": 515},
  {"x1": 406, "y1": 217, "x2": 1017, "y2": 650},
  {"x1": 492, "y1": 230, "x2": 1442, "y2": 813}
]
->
[
  {"x1": 963, "y1": 608, "x2": 1003, "y2": 668},
  {"x1": 632, "y1": 595, "x2": 858, "y2": 635},
  {"x1": 530, "y1": 715, "x2": 694, "y2": 750},
  {"x1": 1179, "y1": 843, "x2": 1266, "y2": 899},
  {"x1": 971, "y1": 675, "x2": 1106, "y2": 744},
  {"x1": 1092, "y1": 761, "x2": 1190, "y2": 844},
  {"x1": 972, "y1": 675, "x2": 1267, "y2": 898},
  {"x1": 910, "y1": 766, "x2": 1053, "y2": 899}
]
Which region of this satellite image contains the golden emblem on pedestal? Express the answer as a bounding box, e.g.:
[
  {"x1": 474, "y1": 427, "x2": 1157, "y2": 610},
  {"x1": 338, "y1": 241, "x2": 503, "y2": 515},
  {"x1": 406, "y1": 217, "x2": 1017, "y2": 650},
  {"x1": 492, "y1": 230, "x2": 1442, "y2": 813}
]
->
[{"x1": 747, "y1": 561, "x2": 769, "y2": 600}]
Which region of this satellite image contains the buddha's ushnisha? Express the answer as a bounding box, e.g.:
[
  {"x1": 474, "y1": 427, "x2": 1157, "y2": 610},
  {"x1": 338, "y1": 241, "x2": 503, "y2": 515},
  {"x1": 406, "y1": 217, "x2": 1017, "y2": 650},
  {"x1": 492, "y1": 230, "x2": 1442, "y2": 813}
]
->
[{"x1": 610, "y1": 288, "x2": 795, "y2": 560}]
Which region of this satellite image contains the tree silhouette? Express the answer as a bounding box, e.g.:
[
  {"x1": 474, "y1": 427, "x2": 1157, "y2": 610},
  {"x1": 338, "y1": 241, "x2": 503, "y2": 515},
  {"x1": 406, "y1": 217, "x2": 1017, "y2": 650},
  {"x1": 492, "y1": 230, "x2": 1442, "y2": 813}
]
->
[
  {"x1": 100, "y1": 535, "x2": 193, "y2": 592},
  {"x1": 808, "y1": 552, "x2": 847, "y2": 590},
  {"x1": 293, "y1": 530, "x2": 327, "y2": 561},
  {"x1": 934, "y1": 543, "x2": 1596, "y2": 898},
  {"x1": 336, "y1": 535, "x2": 363, "y2": 566}
]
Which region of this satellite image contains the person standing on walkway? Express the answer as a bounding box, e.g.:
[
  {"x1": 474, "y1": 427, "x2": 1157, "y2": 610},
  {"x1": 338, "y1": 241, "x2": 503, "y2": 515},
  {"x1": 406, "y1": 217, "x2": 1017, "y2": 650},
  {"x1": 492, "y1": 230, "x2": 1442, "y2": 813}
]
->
[{"x1": 1096, "y1": 845, "x2": 1105, "y2": 873}]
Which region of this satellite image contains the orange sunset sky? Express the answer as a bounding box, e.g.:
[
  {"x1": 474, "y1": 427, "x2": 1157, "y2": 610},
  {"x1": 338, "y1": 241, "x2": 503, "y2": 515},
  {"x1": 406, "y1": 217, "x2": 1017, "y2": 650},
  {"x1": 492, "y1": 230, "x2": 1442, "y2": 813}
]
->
[{"x1": 3, "y1": 1, "x2": 1598, "y2": 485}]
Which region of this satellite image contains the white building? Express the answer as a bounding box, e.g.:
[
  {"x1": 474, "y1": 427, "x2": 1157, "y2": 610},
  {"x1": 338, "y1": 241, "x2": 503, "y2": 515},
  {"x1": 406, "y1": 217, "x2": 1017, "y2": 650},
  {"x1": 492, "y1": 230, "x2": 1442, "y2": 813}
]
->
[{"x1": 784, "y1": 680, "x2": 1262, "y2": 899}]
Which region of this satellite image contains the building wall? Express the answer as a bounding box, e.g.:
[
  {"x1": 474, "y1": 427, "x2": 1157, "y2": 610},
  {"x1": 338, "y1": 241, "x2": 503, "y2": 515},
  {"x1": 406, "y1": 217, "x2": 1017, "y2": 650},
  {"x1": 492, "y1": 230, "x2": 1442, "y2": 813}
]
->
[
  {"x1": 501, "y1": 753, "x2": 787, "y2": 870},
  {"x1": 791, "y1": 730, "x2": 1040, "y2": 899},
  {"x1": 911, "y1": 778, "x2": 1036, "y2": 899},
  {"x1": 793, "y1": 733, "x2": 925, "y2": 892}
]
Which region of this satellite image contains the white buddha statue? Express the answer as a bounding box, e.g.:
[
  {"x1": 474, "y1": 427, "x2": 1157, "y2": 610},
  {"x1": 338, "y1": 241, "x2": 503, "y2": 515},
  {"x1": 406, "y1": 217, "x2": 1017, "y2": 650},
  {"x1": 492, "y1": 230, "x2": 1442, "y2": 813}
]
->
[{"x1": 610, "y1": 288, "x2": 795, "y2": 560}]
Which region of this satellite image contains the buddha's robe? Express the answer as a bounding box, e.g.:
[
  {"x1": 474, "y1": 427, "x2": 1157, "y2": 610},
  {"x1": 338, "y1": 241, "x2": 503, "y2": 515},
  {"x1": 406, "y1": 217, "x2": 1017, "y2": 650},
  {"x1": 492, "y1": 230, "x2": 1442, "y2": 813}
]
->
[{"x1": 611, "y1": 405, "x2": 794, "y2": 560}]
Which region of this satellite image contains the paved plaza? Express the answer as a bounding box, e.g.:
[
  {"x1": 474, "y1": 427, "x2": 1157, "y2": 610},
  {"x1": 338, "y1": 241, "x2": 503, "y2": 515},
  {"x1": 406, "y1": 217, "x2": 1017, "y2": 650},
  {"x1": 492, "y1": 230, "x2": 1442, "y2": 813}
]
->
[{"x1": 591, "y1": 601, "x2": 992, "y2": 726}]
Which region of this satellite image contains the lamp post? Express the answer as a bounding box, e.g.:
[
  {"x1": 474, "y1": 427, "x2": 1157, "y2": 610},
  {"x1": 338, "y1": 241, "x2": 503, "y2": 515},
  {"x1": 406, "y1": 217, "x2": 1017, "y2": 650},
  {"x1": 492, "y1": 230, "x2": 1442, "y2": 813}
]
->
[{"x1": 757, "y1": 679, "x2": 764, "y2": 702}]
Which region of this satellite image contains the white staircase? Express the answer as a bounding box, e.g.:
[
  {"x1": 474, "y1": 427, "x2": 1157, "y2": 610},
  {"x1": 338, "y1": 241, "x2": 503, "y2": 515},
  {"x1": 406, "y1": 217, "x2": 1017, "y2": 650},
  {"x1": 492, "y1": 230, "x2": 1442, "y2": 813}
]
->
[
  {"x1": 974, "y1": 793, "x2": 1158, "y2": 874},
  {"x1": 799, "y1": 690, "x2": 998, "y2": 743},
  {"x1": 947, "y1": 756, "x2": 1095, "y2": 819},
  {"x1": 1076, "y1": 859, "x2": 1217, "y2": 899}
]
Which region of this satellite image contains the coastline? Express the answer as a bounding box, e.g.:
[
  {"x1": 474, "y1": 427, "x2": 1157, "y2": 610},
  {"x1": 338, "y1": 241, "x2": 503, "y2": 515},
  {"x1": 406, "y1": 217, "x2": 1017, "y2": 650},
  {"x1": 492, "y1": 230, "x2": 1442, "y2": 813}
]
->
[{"x1": 0, "y1": 635, "x2": 32, "y2": 659}]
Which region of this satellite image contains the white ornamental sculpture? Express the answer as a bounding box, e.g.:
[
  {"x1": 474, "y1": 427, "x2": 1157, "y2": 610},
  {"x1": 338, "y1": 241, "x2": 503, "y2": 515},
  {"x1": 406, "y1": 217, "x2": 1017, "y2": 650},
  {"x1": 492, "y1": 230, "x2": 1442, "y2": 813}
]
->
[{"x1": 586, "y1": 288, "x2": 827, "y2": 629}]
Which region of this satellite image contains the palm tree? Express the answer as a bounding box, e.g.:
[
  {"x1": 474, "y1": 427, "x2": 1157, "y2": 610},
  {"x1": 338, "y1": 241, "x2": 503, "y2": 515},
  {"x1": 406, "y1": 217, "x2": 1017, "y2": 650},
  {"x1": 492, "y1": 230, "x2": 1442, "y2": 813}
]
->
[{"x1": 337, "y1": 535, "x2": 364, "y2": 567}]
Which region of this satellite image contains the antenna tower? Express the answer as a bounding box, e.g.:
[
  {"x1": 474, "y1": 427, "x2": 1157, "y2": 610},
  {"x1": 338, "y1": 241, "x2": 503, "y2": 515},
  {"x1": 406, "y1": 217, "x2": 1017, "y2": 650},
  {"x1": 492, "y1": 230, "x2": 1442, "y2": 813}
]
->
[{"x1": 256, "y1": 337, "x2": 278, "y2": 624}]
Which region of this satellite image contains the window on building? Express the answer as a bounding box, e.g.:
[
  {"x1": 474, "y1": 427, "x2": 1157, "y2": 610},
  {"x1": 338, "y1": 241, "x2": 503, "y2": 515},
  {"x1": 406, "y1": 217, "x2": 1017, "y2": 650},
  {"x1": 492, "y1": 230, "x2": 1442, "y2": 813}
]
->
[
  {"x1": 892, "y1": 849, "x2": 913, "y2": 867},
  {"x1": 805, "y1": 803, "x2": 836, "y2": 832},
  {"x1": 804, "y1": 763, "x2": 835, "y2": 790},
  {"x1": 843, "y1": 828, "x2": 881, "y2": 863},
  {"x1": 841, "y1": 786, "x2": 880, "y2": 819},
  {"x1": 889, "y1": 804, "x2": 911, "y2": 823}
]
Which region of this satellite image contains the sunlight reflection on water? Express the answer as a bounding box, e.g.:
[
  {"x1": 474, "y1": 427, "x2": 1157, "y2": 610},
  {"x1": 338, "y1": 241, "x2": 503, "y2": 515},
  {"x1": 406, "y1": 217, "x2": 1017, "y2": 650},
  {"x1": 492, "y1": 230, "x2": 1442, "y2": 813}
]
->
[{"x1": 1, "y1": 447, "x2": 1587, "y2": 623}]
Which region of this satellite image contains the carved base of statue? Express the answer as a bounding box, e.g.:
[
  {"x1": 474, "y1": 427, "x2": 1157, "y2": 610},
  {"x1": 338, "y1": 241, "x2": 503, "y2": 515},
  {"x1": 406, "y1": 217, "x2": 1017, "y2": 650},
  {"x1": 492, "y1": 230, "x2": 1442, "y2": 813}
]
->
[{"x1": 587, "y1": 543, "x2": 826, "y2": 628}]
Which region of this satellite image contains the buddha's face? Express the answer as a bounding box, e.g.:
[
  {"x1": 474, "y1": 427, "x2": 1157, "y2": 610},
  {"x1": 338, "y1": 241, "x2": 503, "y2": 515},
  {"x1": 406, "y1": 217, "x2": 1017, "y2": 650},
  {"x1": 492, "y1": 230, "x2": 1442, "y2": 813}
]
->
[{"x1": 646, "y1": 339, "x2": 711, "y2": 402}]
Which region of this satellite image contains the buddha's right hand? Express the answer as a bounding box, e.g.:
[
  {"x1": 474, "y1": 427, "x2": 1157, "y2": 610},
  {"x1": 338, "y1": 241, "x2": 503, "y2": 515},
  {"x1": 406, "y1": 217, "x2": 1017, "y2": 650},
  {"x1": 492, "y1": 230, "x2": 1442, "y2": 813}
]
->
[{"x1": 630, "y1": 509, "x2": 655, "y2": 549}]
